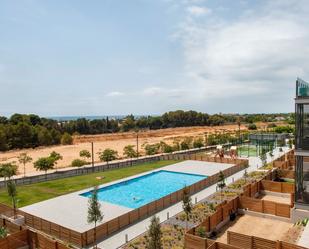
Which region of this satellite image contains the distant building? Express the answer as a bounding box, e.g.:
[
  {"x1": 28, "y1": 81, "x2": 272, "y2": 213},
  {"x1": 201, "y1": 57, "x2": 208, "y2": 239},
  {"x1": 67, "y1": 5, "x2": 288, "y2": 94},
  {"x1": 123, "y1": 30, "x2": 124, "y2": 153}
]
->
[{"x1": 295, "y1": 77, "x2": 309, "y2": 209}]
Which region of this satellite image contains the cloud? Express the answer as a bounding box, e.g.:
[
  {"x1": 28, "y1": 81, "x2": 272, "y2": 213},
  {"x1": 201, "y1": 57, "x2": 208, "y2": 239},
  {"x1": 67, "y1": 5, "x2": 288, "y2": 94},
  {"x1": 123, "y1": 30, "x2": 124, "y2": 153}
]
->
[
  {"x1": 174, "y1": 0, "x2": 309, "y2": 109},
  {"x1": 187, "y1": 6, "x2": 211, "y2": 16},
  {"x1": 106, "y1": 91, "x2": 125, "y2": 97}
]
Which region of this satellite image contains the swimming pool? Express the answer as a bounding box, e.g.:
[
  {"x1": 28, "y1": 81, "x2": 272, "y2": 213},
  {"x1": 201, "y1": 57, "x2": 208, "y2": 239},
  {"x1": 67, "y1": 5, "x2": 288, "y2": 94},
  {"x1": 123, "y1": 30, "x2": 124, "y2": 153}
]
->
[{"x1": 81, "y1": 170, "x2": 207, "y2": 208}]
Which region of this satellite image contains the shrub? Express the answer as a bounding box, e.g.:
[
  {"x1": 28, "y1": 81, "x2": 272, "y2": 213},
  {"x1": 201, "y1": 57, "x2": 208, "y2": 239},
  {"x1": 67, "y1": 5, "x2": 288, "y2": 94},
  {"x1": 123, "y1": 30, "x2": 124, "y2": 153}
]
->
[
  {"x1": 61, "y1": 132, "x2": 73, "y2": 145},
  {"x1": 144, "y1": 143, "x2": 160, "y2": 155},
  {"x1": 196, "y1": 226, "x2": 206, "y2": 238},
  {"x1": 0, "y1": 227, "x2": 8, "y2": 239},
  {"x1": 193, "y1": 137, "x2": 204, "y2": 148},
  {"x1": 248, "y1": 123, "x2": 257, "y2": 130},
  {"x1": 98, "y1": 148, "x2": 118, "y2": 163},
  {"x1": 71, "y1": 159, "x2": 87, "y2": 167}
]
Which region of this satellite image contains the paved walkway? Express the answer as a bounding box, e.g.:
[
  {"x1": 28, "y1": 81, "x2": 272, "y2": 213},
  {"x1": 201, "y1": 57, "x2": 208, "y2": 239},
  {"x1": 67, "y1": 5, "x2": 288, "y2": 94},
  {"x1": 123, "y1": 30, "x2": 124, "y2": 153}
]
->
[
  {"x1": 298, "y1": 223, "x2": 309, "y2": 247},
  {"x1": 97, "y1": 147, "x2": 289, "y2": 249}
]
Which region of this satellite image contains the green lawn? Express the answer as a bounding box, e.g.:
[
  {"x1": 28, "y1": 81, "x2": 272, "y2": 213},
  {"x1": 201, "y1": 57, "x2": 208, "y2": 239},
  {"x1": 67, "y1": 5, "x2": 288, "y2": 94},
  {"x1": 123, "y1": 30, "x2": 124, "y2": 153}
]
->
[{"x1": 0, "y1": 160, "x2": 180, "y2": 207}]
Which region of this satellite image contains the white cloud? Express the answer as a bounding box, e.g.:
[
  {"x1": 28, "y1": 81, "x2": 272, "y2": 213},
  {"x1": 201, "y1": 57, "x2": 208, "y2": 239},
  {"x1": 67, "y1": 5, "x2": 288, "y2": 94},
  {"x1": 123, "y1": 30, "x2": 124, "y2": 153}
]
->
[
  {"x1": 106, "y1": 91, "x2": 125, "y2": 97},
  {"x1": 187, "y1": 6, "x2": 211, "y2": 16},
  {"x1": 174, "y1": 0, "x2": 309, "y2": 108},
  {"x1": 142, "y1": 87, "x2": 163, "y2": 96}
]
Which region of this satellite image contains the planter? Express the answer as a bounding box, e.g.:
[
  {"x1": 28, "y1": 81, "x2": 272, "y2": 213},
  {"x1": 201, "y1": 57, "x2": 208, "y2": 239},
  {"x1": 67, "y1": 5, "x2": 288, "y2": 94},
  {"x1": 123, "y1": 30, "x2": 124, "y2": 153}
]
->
[{"x1": 6, "y1": 215, "x2": 25, "y2": 226}]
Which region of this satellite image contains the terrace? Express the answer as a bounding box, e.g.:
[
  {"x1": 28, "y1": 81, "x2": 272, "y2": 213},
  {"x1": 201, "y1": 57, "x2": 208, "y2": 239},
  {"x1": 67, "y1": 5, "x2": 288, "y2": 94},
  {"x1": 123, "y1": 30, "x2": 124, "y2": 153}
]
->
[{"x1": 216, "y1": 214, "x2": 293, "y2": 243}]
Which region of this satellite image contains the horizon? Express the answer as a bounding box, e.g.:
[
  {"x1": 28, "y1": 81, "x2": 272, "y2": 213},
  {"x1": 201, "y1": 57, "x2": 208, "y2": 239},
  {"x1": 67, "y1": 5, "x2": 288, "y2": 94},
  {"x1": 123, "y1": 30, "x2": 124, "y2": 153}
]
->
[
  {"x1": 1, "y1": 0, "x2": 309, "y2": 116},
  {"x1": 1, "y1": 111, "x2": 293, "y2": 120}
]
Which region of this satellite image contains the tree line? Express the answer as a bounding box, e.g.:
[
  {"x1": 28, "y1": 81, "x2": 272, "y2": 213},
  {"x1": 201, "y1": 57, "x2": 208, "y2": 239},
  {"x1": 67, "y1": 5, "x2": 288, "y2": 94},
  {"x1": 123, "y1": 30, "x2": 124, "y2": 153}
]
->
[{"x1": 0, "y1": 111, "x2": 292, "y2": 151}]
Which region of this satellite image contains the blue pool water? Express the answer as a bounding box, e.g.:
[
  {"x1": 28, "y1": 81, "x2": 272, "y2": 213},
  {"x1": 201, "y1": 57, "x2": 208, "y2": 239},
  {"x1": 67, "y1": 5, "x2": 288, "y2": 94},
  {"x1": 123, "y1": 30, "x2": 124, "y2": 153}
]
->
[{"x1": 81, "y1": 170, "x2": 207, "y2": 208}]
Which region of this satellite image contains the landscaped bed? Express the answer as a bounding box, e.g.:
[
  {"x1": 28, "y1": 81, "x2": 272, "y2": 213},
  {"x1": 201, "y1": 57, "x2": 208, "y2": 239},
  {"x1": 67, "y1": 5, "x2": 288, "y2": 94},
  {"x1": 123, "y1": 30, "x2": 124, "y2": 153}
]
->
[
  {"x1": 174, "y1": 202, "x2": 217, "y2": 226},
  {"x1": 123, "y1": 224, "x2": 185, "y2": 249},
  {"x1": 0, "y1": 160, "x2": 180, "y2": 207}
]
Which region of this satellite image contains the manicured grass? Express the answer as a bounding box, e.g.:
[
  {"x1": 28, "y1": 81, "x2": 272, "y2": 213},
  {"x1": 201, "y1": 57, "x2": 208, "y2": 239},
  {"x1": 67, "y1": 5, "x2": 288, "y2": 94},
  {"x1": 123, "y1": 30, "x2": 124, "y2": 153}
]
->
[{"x1": 0, "y1": 160, "x2": 180, "y2": 207}]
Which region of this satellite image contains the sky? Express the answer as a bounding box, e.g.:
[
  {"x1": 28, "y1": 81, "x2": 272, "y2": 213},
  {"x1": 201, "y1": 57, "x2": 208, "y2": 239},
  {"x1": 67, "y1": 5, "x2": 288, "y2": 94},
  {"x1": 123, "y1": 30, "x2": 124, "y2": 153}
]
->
[{"x1": 1, "y1": 0, "x2": 309, "y2": 117}]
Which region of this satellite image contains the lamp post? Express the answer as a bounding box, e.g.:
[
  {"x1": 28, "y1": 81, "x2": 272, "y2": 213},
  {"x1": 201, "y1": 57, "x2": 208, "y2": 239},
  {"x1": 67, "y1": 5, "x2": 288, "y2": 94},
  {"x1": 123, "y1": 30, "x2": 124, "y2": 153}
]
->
[
  {"x1": 136, "y1": 130, "x2": 139, "y2": 158},
  {"x1": 91, "y1": 142, "x2": 94, "y2": 172}
]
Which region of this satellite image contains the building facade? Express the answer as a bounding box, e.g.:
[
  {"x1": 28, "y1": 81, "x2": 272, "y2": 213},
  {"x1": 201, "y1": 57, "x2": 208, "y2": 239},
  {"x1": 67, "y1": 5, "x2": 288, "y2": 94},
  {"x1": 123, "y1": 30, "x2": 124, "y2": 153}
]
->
[{"x1": 295, "y1": 78, "x2": 309, "y2": 209}]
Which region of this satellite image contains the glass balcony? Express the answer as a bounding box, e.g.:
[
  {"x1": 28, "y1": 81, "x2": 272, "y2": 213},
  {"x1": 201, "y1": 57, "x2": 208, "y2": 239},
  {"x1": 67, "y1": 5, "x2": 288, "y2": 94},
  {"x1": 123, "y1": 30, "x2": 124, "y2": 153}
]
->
[
  {"x1": 297, "y1": 78, "x2": 309, "y2": 97},
  {"x1": 296, "y1": 104, "x2": 309, "y2": 150},
  {"x1": 296, "y1": 156, "x2": 309, "y2": 205}
]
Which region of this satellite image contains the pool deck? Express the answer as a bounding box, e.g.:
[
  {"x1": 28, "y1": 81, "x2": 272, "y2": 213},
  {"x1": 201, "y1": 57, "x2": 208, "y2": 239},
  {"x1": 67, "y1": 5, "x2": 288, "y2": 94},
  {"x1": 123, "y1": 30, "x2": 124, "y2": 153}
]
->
[{"x1": 20, "y1": 160, "x2": 232, "y2": 233}]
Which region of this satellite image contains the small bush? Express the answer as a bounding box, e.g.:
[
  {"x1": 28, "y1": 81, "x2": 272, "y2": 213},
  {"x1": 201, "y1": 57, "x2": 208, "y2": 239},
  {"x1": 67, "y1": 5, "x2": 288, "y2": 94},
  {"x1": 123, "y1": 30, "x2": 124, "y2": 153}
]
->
[
  {"x1": 196, "y1": 226, "x2": 206, "y2": 238},
  {"x1": 0, "y1": 227, "x2": 7, "y2": 239},
  {"x1": 71, "y1": 159, "x2": 87, "y2": 167},
  {"x1": 61, "y1": 132, "x2": 73, "y2": 145},
  {"x1": 248, "y1": 123, "x2": 257, "y2": 130}
]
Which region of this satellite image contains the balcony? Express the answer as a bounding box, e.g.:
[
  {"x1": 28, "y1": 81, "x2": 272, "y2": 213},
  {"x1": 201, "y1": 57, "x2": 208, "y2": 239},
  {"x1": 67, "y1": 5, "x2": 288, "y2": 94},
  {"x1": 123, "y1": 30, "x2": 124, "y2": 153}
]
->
[{"x1": 297, "y1": 78, "x2": 309, "y2": 98}]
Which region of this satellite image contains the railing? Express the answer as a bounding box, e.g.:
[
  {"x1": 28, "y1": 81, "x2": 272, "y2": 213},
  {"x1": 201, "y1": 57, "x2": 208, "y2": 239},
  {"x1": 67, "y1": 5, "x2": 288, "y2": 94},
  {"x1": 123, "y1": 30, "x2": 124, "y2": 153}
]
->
[{"x1": 296, "y1": 77, "x2": 309, "y2": 97}]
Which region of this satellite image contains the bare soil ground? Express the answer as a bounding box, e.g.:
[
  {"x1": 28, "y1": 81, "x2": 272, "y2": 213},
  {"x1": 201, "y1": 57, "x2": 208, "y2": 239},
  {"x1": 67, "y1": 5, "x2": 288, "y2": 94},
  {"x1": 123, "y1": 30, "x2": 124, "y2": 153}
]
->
[
  {"x1": 0, "y1": 123, "x2": 266, "y2": 175},
  {"x1": 258, "y1": 193, "x2": 291, "y2": 205},
  {"x1": 216, "y1": 214, "x2": 293, "y2": 243}
]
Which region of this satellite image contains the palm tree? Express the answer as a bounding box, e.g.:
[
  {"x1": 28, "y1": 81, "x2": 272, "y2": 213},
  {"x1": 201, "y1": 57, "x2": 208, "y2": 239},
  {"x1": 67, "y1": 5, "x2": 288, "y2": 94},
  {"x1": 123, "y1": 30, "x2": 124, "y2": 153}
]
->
[
  {"x1": 7, "y1": 180, "x2": 17, "y2": 219},
  {"x1": 18, "y1": 153, "x2": 32, "y2": 177},
  {"x1": 87, "y1": 186, "x2": 103, "y2": 249},
  {"x1": 0, "y1": 163, "x2": 18, "y2": 185}
]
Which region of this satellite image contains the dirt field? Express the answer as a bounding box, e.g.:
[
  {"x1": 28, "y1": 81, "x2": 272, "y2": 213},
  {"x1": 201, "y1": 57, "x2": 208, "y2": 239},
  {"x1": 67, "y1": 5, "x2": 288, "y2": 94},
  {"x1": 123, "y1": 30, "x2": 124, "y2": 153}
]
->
[
  {"x1": 216, "y1": 214, "x2": 293, "y2": 243},
  {"x1": 0, "y1": 123, "x2": 265, "y2": 175}
]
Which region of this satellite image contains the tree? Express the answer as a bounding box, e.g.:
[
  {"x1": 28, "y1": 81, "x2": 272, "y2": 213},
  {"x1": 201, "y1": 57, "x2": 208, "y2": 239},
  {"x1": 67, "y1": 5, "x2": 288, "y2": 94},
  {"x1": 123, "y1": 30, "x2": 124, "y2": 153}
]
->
[
  {"x1": 98, "y1": 149, "x2": 118, "y2": 165},
  {"x1": 159, "y1": 141, "x2": 174, "y2": 153},
  {"x1": 193, "y1": 137, "x2": 204, "y2": 148},
  {"x1": 217, "y1": 171, "x2": 226, "y2": 201},
  {"x1": 0, "y1": 163, "x2": 18, "y2": 183},
  {"x1": 248, "y1": 123, "x2": 257, "y2": 130},
  {"x1": 182, "y1": 186, "x2": 193, "y2": 230},
  {"x1": 80, "y1": 149, "x2": 91, "y2": 161},
  {"x1": 243, "y1": 169, "x2": 249, "y2": 183},
  {"x1": 146, "y1": 216, "x2": 163, "y2": 249},
  {"x1": 87, "y1": 186, "x2": 103, "y2": 249},
  {"x1": 7, "y1": 180, "x2": 17, "y2": 219},
  {"x1": 61, "y1": 132, "x2": 73, "y2": 145},
  {"x1": 18, "y1": 153, "x2": 32, "y2": 177},
  {"x1": 33, "y1": 157, "x2": 55, "y2": 178},
  {"x1": 49, "y1": 151, "x2": 63, "y2": 171},
  {"x1": 123, "y1": 145, "x2": 137, "y2": 159},
  {"x1": 180, "y1": 137, "x2": 192, "y2": 150},
  {"x1": 144, "y1": 143, "x2": 160, "y2": 155}
]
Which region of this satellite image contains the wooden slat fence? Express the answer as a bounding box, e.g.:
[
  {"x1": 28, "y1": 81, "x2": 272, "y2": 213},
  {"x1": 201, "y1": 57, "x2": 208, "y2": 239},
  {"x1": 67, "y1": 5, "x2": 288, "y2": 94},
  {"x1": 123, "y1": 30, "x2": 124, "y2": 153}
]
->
[
  {"x1": 0, "y1": 230, "x2": 28, "y2": 249},
  {"x1": 239, "y1": 196, "x2": 291, "y2": 218},
  {"x1": 261, "y1": 180, "x2": 294, "y2": 194},
  {"x1": 227, "y1": 231, "x2": 307, "y2": 249}
]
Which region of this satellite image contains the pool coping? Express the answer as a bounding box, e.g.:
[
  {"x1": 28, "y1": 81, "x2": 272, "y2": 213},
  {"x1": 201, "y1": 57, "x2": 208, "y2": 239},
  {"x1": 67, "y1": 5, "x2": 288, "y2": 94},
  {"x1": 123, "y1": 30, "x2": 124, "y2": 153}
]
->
[{"x1": 80, "y1": 169, "x2": 209, "y2": 209}]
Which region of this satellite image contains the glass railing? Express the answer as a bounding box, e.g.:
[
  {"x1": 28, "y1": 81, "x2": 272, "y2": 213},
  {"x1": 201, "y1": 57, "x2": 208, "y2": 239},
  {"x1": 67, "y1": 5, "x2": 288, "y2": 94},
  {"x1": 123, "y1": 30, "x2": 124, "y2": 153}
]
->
[{"x1": 297, "y1": 78, "x2": 309, "y2": 97}]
